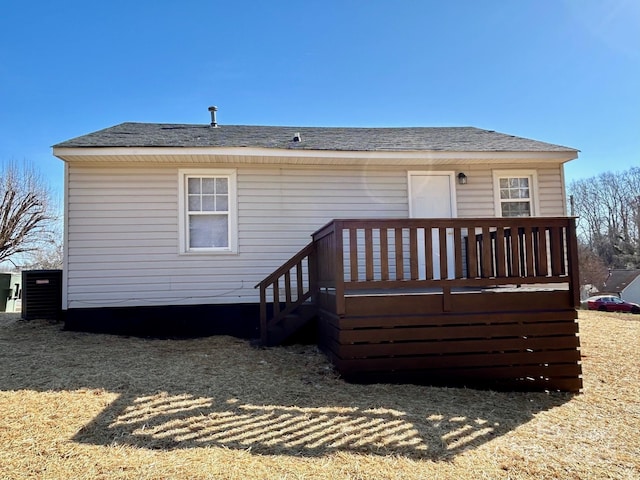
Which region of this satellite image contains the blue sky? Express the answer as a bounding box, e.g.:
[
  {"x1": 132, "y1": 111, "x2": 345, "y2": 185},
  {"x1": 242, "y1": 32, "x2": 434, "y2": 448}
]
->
[{"x1": 1, "y1": 0, "x2": 638, "y2": 206}]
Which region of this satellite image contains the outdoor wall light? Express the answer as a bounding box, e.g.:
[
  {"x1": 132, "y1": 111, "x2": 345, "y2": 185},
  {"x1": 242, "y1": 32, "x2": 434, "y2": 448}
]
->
[{"x1": 457, "y1": 172, "x2": 468, "y2": 185}]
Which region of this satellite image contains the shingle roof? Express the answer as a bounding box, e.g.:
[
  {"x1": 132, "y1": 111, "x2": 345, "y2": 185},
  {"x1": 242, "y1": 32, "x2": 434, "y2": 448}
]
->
[
  {"x1": 54, "y1": 122, "x2": 577, "y2": 153},
  {"x1": 603, "y1": 269, "x2": 640, "y2": 293}
]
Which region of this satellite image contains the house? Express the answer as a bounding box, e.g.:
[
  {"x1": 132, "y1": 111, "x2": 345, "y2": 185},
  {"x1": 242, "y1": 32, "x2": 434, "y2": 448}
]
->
[
  {"x1": 602, "y1": 269, "x2": 640, "y2": 305},
  {"x1": 53, "y1": 108, "x2": 583, "y2": 391}
]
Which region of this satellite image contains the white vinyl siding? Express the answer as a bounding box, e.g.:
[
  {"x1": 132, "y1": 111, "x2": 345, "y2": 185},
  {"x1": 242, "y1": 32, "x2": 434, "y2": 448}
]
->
[
  {"x1": 537, "y1": 165, "x2": 567, "y2": 216},
  {"x1": 455, "y1": 165, "x2": 564, "y2": 218},
  {"x1": 65, "y1": 165, "x2": 408, "y2": 308},
  {"x1": 620, "y1": 275, "x2": 640, "y2": 305},
  {"x1": 64, "y1": 161, "x2": 568, "y2": 309}
]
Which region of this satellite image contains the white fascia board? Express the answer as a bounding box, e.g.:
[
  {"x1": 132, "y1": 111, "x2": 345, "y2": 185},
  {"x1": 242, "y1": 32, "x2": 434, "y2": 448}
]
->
[{"x1": 53, "y1": 146, "x2": 578, "y2": 164}]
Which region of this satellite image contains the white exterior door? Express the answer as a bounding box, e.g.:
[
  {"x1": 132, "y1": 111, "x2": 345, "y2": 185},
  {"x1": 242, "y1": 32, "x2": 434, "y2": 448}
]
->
[{"x1": 408, "y1": 172, "x2": 456, "y2": 279}]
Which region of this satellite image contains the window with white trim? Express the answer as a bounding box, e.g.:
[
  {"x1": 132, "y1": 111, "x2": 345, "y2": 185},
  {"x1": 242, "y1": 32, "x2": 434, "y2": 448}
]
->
[
  {"x1": 493, "y1": 171, "x2": 538, "y2": 217},
  {"x1": 179, "y1": 169, "x2": 237, "y2": 253}
]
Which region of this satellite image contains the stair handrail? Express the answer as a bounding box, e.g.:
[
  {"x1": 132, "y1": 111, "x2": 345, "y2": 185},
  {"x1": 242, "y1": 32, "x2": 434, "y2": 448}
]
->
[{"x1": 255, "y1": 242, "x2": 316, "y2": 345}]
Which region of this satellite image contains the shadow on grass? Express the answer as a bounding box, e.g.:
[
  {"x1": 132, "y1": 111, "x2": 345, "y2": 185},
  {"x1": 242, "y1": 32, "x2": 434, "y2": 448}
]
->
[
  {"x1": 72, "y1": 390, "x2": 570, "y2": 460},
  {"x1": 0, "y1": 316, "x2": 573, "y2": 460}
]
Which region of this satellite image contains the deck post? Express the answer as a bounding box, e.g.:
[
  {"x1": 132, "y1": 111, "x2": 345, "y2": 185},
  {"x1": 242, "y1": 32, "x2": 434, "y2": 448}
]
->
[
  {"x1": 566, "y1": 218, "x2": 581, "y2": 308},
  {"x1": 259, "y1": 284, "x2": 268, "y2": 345},
  {"x1": 334, "y1": 221, "x2": 346, "y2": 317},
  {"x1": 442, "y1": 286, "x2": 452, "y2": 312},
  {"x1": 308, "y1": 240, "x2": 318, "y2": 306}
]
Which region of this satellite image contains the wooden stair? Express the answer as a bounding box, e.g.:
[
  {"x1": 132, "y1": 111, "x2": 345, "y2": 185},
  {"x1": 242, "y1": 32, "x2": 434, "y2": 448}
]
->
[
  {"x1": 255, "y1": 243, "x2": 318, "y2": 346},
  {"x1": 262, "y1": 302, "x2": 317, "y2": 346}
]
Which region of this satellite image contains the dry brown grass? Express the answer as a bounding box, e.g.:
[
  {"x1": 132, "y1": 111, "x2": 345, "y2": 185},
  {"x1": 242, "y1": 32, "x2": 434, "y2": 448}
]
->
[{"x1": 0, "y1": 310, "x2": 638, "y2": 479}]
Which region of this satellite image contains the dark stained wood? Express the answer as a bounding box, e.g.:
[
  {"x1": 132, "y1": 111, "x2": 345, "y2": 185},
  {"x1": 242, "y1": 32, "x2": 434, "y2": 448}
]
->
[
  {"x1": 284, "y1": 271, "x2": 292, "y2": 304},
  {"x1": 467, "y1": 226, "x2": 478, "y2": 278},
  {"x1": 325, "y1": 285, "x2": 582, "y2": 392},
  {"x1": 320, "y1": 217, "x2": 571, "y2": 230},
  {"x1": 344, "y1": 290, "x2": 573, "y2": 316},
  {"x1": 296, "y1": 260, "x2": 304, "y2": 299},
  {"x1": 316, "y1": 290, "x2": 336, "y2": 313},
  {"x1": 427, "y1": 363, "x2": 582, "y2": 379},
  {"x1": 261, "y1": 217, "x2": 582, "y2": 391},
  {"x1": 424, "y1": 227, "x2": 433, "y2": 280},
  {"x1": 329, "y1": 351, "x2": 583, "y2": 380},
  {"x1": 273, "y1": 281, "x2": 280, "y2": 316},
  {"x1": 559, "y1": 226, "x2": 567, "y2": 276},
  {"x1": 495, "y1": 227, "x2": 506, "y2": 278},
  {"x1": 333, "y1": 311, "x2": 577, "y2": 330},
  {"x1": 342, "y1": 276, "x2": 570, "y2": 292},
  {"x1": 481, "y1": 226, "x2": 492, "y2": 278},
  {"x1": 340, "y1": 369, "x2": 583, "y2": 393},
  {"x1": 365, "y1": 228, "x2": 374, "y2": 281},
  {"x1": 335, "y1": 349, "x2": 582, "y2": 373},
  {"x1": 259, "y1": 284, "x2": 267, "y2": 344},
  {"x1": 394, "y1": 228, "x2": 404, "y2": 280},
  {"x1": 349, "y1": 228, "x2": 358, "y2": 282},
  {"x1": 334, "y1": 321, "x2": 579, "y2": 344},
  {"x1": 334, "y1": 227, "x2": 346, "y2": 316},
  {"x1": 331, "y1": 309, "x2": 577, "y2": 329},
  {"x1": 380, "y1": 228, "x2": 389, "y2": 281},
  {"x1": 311, "y1": 220, "x2": 336, "y2": 241},
  {"x1": 524, "y1": 226, "x2": 534, "y2": 276},
  {"x1": 314, "y1": 229, "x2": 335, "y2": 287},
  {"x1": 255, "y1": 242, "x2": 316, "y2": 345},
  {"x1": 454, "y1": 227, "x2": 463, "y2": 278},
  {"x1": 439, "y1": 227, "x2": 448, "y2": 279},
  {"x1": 550, "y1": 226, "x2": 563, "y2": 276},
  {"x1": 537, "y1": 227, "x2": 549, "y2": 276},
  {"x1": 567, "y1": 220, "x2": 581, "y2": 307},
  {"x1": 442, "y1": 286, "x2": 452, "y2": 312},
  {"x1": 409, "y1": 227, "x2": 419, "y2": 280},
  {"x1": 335, "y1": 335, "x2": 580, "y2": 358},
  {"x1": 509, "y1": 227, "x2": 521, "y2": 277}
]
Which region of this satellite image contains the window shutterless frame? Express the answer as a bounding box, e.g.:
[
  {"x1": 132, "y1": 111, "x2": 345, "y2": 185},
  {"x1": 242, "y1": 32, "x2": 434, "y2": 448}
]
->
[
  {"x1": 492, "y1": 170, "x2": 539, "y2": 217},
  {"x1": 178, "y1": 169, "x2": 238, "y2": 254}
]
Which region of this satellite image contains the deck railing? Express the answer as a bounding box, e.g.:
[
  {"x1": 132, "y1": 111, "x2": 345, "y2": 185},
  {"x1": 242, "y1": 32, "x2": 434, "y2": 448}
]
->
[
  {"x1": 255, "y1": 242, "x2": 316, "y2": 345},
  {"x1": 256, "y1": 217, "x2": 580, "y2": 343},
  {"x1": 312, "y1": 217, "x2": 580, "y2": 316}
]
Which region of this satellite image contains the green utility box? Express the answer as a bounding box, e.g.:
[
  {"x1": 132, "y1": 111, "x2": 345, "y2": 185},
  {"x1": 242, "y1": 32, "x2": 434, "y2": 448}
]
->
[{"x1": 0, "y1": 273, "x2": 10, "y2": 312}]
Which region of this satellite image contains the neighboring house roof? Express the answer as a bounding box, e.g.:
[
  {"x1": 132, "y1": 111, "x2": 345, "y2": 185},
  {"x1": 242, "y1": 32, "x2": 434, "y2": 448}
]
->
[
  {"x1": 54, "y1": 122, "x2": 578, "y2": 153},
  {"x1": 603, "y1": 269, "x2": 640, "y2": 293}
]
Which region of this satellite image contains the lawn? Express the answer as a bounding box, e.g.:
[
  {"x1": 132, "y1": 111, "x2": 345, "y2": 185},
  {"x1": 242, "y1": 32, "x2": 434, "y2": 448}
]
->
[{"x1": 0, "y1": 310, "x2": 638, "y2": 479}]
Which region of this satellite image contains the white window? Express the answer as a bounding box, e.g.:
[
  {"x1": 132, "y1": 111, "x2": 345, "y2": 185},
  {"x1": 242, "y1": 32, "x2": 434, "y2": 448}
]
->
[
  {"x1": 179, "y1": 169, "x2": 237, "y2": 253},
  {"x1": 493, "y1": 170, "x2": 538, "y2": 217}
]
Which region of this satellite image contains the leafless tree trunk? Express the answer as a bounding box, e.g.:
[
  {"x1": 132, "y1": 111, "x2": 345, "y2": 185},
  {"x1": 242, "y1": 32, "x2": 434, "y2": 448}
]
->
[{"x1": 0, "y1": 161, "x2": 56, "y2": 266}]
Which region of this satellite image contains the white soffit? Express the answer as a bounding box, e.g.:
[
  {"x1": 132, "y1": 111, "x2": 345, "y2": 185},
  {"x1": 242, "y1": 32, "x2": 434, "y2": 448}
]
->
[{"x1": 53, "y1": 146, "x2": 578, "y2": 165}]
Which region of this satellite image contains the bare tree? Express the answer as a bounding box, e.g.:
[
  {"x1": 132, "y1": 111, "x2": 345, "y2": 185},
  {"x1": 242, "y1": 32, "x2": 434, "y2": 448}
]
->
[
  {"x1": 577, "y1": 242, "x2": 609, "y2": 291},
  {"x1": 569, "y1": 166, "x2": 640, "y2": 269},
  {"x1": 0, "y1": 161, "x2": 57, "y2": 266},
  {"x1": 23, "y1": 239, "x2": 63, "y2": 270}
]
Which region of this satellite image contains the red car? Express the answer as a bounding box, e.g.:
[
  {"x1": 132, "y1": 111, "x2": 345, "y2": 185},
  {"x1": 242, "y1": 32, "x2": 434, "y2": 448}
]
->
[{"x1": 586, "y1": 295, "x2": 640, "y2": 313}]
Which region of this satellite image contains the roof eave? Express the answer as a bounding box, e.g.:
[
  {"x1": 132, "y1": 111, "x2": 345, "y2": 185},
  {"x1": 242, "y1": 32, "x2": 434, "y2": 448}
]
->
[{"x1": 53, "y1": 146, "x2": 578, "y2": 164}]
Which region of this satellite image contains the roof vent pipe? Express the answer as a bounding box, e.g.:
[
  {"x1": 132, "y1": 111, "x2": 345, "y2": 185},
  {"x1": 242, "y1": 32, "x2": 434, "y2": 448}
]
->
[{"x1": 208, "y1": 106, "x2": 218, "y2": 127}]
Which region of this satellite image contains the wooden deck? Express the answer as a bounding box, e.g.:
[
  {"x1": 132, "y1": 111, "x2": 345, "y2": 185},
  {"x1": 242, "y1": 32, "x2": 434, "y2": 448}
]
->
[{"x1": 256, "y1": 217, "x2": 582, "y2": 392}]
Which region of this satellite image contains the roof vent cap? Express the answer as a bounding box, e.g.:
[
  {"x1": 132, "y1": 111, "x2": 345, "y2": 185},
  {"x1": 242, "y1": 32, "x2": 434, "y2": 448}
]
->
[
  {"x1": 293, "y1": 132, "x2": 301, "y2": 142},
  {"x1": 208, "y1": 106, "x2": 218, "y2": 128}
]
